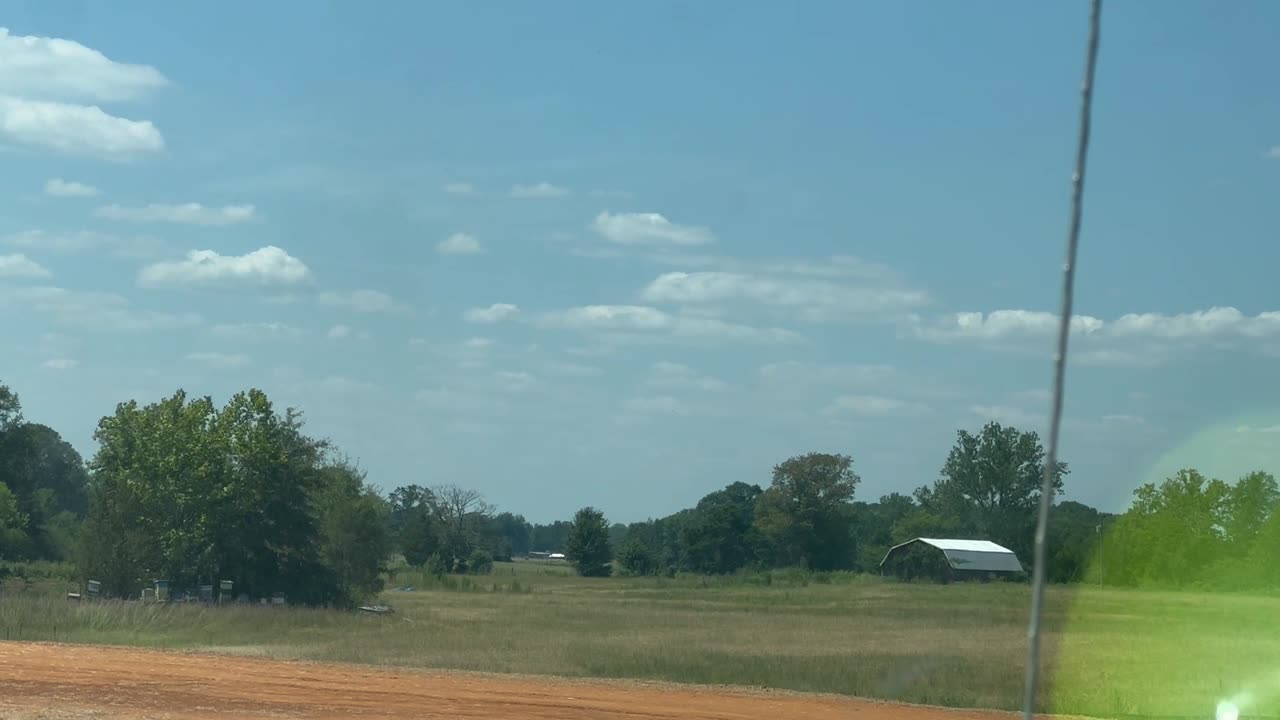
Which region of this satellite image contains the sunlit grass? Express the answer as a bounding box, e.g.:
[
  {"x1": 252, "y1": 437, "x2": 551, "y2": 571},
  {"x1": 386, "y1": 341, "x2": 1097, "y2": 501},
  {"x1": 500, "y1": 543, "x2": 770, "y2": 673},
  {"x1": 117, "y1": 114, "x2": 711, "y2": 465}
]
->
[{"x1": 2, "y1": 565, "x2": 1276, "y2": 716}]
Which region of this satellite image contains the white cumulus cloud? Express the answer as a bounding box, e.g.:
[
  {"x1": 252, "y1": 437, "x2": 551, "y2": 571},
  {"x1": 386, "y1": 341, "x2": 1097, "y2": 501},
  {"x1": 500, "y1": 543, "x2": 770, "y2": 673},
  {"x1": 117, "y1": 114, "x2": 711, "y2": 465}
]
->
[
  {"x1": 539, "y1": 304, "x2": 797, "y2": 344},
  {"x1": 464, "y1": 303, "x2": 519, "y2": 324},
  {"x1": 906, "y1": 310, "x2": 1105, "y2": 342},
  {"x1": 0, "y1": 29, "x2": 168, "y2": 159},
  {"x1": 591, "y1": 212, "x2": 715, "y2": 247},
  {"x1": 916, "y1": 310, "x2": 1105, "y2": 340},
  {"x1": 909, "y1": 306, "x2": 1280, "y2": 343},
  {"x1": 0, "y1": 27, "x2": 168, "y2": 102},
  {"x1": 907, "y1": 305, "x2": 1280, "y2": 365},
  {"x1": 326, "y1": 324, "x2": 353, "y2": 340},
  {"x1": 0, "y1": 95, "x2": 164, "y2": 158},
  {"x1": 138, "y1": 246, "x2": 311, "y2": 289},
  {"x1": 510, "y1": 182, "x2": 570, "y2": 199},
  {"x1": 436, "y1": 232, "x2": 483, "y2": 255},
  {"x1": 95, "y1": 202, "x2": 256, "y2": 225},
  {"x1": 0, "y1": 253, "x2": 51, "y2": 278},
  {"x1": 1109, "y1": 307, "x2": 1280, "y2": 339},
  {"x1": 643, "y1": 270, "x2": 929, "y2": 321},
  {"x1": 44, "y1": 178, "x2": 99, "y2": 197}
]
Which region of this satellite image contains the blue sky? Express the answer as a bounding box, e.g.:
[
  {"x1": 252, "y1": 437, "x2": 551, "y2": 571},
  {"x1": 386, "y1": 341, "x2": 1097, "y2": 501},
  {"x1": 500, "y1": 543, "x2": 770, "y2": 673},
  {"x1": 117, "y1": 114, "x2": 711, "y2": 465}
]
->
[{"x1": 1, "y1": 1, "x2": 1278, "y2": 523}]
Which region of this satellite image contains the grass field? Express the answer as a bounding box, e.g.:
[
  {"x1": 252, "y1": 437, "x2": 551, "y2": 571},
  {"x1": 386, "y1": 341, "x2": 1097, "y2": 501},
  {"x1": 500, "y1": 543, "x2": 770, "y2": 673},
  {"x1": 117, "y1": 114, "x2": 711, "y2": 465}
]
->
[{"x1": 1, "y1": 561, "x2": 1274, "y2": 718}]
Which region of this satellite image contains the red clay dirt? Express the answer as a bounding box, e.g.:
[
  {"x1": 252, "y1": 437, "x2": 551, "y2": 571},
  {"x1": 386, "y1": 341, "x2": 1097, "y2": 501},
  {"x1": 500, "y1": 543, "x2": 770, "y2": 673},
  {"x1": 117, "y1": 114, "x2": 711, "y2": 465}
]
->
[{"x1": 0, "y1": 641, "x2": 1026, "y2": 720}]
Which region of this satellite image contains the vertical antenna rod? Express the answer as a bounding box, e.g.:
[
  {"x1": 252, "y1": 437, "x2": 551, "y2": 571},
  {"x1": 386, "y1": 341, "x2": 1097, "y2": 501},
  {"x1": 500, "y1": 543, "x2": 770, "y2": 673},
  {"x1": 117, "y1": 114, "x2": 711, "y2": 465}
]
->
[{"x1": 1022, "y1": 1, "x2": 1103, "y2": 718}]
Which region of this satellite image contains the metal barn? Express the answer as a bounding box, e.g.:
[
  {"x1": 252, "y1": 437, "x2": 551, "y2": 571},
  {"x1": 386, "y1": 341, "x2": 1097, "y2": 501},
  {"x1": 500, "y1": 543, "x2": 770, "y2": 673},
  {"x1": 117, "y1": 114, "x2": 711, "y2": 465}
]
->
[{"x1": 879, "y1": 538, "x2": 1025, "y2": 582}]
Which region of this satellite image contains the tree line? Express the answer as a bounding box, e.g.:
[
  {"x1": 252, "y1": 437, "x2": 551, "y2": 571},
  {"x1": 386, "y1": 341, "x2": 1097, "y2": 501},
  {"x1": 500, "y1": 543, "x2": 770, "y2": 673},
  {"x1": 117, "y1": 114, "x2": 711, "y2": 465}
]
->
[{"x1": 2, "y1": 379, "x2": 1276, "y2": 604}]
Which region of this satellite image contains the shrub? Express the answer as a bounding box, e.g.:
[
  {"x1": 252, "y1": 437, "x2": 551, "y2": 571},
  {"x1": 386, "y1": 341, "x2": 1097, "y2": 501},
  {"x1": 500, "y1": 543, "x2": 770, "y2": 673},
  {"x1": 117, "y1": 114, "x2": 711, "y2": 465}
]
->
[
  {"x1": 424, "y1": 552, "x2": 448, "y2": 579},
  {"x1": 468, "y1": 549, "x2": 494, "y2": 575},
  {"x1": 615, "y1": 539, "x2": 656, "y2": 576}
]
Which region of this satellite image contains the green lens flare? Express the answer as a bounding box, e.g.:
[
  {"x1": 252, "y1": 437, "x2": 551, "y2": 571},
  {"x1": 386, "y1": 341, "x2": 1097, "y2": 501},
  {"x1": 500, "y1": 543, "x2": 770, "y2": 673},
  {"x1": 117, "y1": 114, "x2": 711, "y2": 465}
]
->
[{"x1": 1046, "y1": 413, "x2": 1280, "y2": 717}]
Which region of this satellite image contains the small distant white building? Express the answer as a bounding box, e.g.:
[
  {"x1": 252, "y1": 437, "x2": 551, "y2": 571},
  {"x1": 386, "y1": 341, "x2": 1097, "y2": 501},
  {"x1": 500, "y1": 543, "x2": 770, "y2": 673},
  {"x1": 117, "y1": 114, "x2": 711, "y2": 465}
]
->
[{"x1": 525, "y1": 550, "x2": 567, "y2": 563}]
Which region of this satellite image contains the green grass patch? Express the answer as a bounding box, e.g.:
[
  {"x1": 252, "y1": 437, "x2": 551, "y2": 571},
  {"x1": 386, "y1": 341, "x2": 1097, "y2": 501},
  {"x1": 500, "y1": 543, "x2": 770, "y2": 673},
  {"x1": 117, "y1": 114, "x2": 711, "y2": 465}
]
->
[{"x1": 1, "y1": 572, "x2": 1274, "y2": 717}]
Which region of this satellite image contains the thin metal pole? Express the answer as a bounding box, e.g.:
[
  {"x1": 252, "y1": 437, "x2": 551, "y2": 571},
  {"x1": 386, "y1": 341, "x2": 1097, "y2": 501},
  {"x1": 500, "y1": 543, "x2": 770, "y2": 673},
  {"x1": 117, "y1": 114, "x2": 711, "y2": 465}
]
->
[{"x1": 1023, "y1": 1, "x2": 1103, "y2": 718}]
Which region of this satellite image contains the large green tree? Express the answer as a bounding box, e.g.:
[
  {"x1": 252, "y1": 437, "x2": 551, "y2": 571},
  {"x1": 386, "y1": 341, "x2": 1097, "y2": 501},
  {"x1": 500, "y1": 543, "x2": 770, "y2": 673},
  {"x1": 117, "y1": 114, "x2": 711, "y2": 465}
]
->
[
  {"x1": 681, "y1": 482, "x2": 763, "y2": 574},
  {"x1": 431, "y1": 484, "x2": 494, "y2": 572},
  {"x1": 0, "y1": 481, "x2": 29, "y2": 558},
  {"x1": 531, "y1": 520, "x2": 572, "y2": 552},
  {"x1": 0, "y1": 383, "x2": 89, "y2": 560},
  {"x1": 624, "y1": 509, "x2": 695, "y2": 575},
  {"x1": 491, "y1": 511, "x2": 532, "y2": 559},
  {"x1": 1095, "y1": 468, "x2": 1229, "y2": 587},
  {"x1": 0, "y1": 383, "x2": 21, "y2": 433},
  {"x1": 566, "y1": 506, "x2": 613, "y2": 577},
  {"x1": 753, "y1": 452, "x2": 859, "y2": 570},
  {"x1": 387, "y1": 484, "x2": 500, "y2": 571},
  {"x1": 82, "y1": 388, "x2": 385, "y2": 606},
  {"x1": 4, "y1": 424, "x2": 90, "y2": 517},
  {"x1": 917, "y1": 422, "x2": 1067, "y2": 563},
  {"x1": 850, "y1": 492, "x2": 920, "y2": 571},
  {"x1": 315, "y1": 463, "x2": 391, "y2": 604},
  {"x1": 389, "y1": 484, "x2": 440, "y2": 567},
  {"x1": 1247, "y1": 496, "x2": 1280, "y2": 583},
  {"x1": 614, "y1": 537, "x2": 657, "y2": 576},
  {"x1": 389, "y1": 484, "x2": 434, "y2": 538},
  {"x1": 1222, "y1": 471, "x2": 1278, "y2": 551},
  {"x1": 83, "y1": 391, "x2": 219, "y2": 594},
  {"x1": 1046, "y1": 500, "x2": 1109, "y2": 583}
]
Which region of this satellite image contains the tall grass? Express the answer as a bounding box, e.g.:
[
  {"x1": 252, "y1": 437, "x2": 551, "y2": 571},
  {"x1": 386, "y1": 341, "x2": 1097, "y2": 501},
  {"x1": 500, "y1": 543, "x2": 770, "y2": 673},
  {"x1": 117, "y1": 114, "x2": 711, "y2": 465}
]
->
[
  {"x1": 1, "y1": 566, "x2": 1274, "y2": 717},
  {"x1": 385, "y1": 570, "x2": 535, "y2": 594}
]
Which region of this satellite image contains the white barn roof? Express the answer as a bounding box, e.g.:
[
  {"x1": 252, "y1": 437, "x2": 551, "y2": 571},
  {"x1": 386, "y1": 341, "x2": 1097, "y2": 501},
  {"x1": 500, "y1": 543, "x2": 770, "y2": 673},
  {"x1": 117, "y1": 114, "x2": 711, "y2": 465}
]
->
[
  {"x1": 915, "y1": 538, "x2": 1014, "y2": 553},
  {"x1": 879, "y1": 537, "x2": 1025, "y2": 574}
]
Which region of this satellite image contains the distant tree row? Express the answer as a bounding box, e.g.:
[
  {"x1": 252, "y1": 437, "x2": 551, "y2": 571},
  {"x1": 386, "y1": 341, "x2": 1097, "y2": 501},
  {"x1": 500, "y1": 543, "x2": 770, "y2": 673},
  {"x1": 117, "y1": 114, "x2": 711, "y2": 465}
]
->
[
  {"x1": 0, "y1": 378, "x2": 1102, "y2": 589},
  {"x1": 591, "y1": 423, "x2": 1089, "y2": 581},
  {"x1": 4, "y1": 376, "x2": 1275, "y2": 596}
]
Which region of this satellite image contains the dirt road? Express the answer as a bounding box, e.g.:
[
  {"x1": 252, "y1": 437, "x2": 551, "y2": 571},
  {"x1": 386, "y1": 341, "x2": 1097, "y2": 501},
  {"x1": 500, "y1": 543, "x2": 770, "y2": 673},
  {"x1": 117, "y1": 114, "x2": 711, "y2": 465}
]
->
[{"x1": 0, "y1": 642, "x2": 1023, "y2": 720}]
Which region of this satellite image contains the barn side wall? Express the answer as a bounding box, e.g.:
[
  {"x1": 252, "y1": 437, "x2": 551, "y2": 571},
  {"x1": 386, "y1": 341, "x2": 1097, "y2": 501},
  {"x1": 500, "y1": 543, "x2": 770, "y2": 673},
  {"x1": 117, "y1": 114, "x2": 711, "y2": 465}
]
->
[{"x1": 881, "y1": 542, "x2": 953, "y2": 583}]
